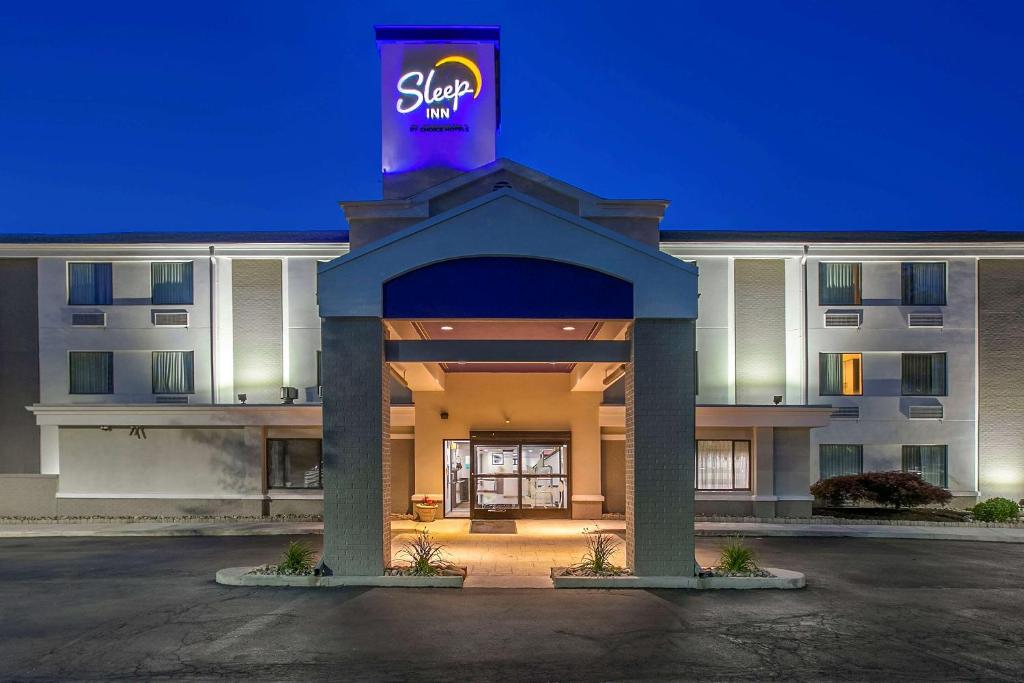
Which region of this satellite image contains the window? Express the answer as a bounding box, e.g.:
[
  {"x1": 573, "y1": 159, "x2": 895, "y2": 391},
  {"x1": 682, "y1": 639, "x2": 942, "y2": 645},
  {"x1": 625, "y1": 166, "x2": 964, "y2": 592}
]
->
[
  {"x1": 819, "y1": 353, "x2": 863, "y2": 396},
  {"x1": 68, "y1": 262, "x2": 112, "y2": 305},
  {"x1": 901, "y1": 262, "x2": 946, "y2": 305},
  {"x1": 819, "y1": 444, "x2": 863, "y2": 480},
  {"x1": 151, "y1": 262, "x2": 194, "y2": 305},
  {"x1": 152, "y1": 351, "x2": 195, "y2": 394},
  {"x1": 902, "y1": 445, "x2": 948, "y2": 487},
  {"x1": 69, "y1": 351, "x2": 113, "y2": 394},
  {"x1": 902, "y1": 353, "x2": 947, "y2": 396},
  {"x1": 819, "y1": 263, "x2": 862, "y2": 305},
  {"x1": 268, "y1": 438, "x2": 322, "y2": 489},
  {"x1": 696, "y1": 440, "x2": 750, "y2": 490}
]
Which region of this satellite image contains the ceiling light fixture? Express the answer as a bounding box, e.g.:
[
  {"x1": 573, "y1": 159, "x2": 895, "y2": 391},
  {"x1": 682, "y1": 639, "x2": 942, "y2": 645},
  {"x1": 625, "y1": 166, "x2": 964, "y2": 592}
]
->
[
  {"x1": 562, "y1": 325, "x2": 576, "y2": 331},
  {"x1": 440, "y1": 325, "x2": 454, "y2": 331}
]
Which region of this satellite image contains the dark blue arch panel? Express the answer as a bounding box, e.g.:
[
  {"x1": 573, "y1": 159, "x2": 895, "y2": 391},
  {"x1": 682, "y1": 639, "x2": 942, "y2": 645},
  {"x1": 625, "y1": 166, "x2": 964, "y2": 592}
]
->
[{"x1": 383, "y1": 256, "x2": 633, "y2": 319}]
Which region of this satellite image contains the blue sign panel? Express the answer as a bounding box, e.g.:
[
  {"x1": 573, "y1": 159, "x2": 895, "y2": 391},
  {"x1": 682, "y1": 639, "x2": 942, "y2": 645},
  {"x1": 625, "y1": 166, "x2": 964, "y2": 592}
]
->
[
  {"x1": 383, "y1": 257, "x2": 634, "y2": 320},
  {"x1": 378, "y1": 28, "x2": 499, "y2": 177}
]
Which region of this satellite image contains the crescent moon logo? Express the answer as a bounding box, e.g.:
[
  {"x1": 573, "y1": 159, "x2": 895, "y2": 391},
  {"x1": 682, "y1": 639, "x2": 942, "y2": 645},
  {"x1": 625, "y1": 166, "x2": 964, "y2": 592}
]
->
[{"x1": 434, "y1": 55, "x2": 482, "y2": 98}]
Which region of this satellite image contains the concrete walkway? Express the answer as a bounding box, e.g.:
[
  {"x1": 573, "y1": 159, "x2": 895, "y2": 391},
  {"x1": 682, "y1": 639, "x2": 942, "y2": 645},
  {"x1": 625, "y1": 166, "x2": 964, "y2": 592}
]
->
[{"x1": 4, "y1": 517, "x2": 1024, "y2": 543}]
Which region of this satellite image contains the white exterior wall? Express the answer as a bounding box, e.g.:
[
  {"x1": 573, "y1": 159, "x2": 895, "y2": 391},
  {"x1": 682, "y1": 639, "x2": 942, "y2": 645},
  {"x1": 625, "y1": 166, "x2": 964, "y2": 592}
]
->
[
  {"x1": 693, "y1": 257, "x2": 730, "y2": 404},
  {"x1": 33, "y1": 248, "x2": 343, "y2": 411},
  {"x1": 805, "y1": 255, "x2": 978, "y2": 496},
  {"x1": 286, "y1": 257, "x2": 324, "y2": 404},
  {"x1": 38, "y1": 256, "x2": 215, "y2": 404}
]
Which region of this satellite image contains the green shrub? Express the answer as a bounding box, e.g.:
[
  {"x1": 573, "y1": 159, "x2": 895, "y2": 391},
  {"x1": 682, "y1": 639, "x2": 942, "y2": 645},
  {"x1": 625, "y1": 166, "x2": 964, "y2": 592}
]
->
[
  {"x1": 970, "y1": 497, "x2": 1020, "y2": 522},
  {"x1": 717, "y1": 536, "x2": 758, "y2": 573},
  {"x1": 278, "y1": 541, "x2": 316, "y2": 574},
  {"x1": 573, "y1": 527, "x2": 622, "y2": 574},
  {"x1": 396, "y1": 528, "x2": 451, "y2": 576},
  {"x1": 811, "y1": 471, "x2": 952, "y2": 509}
]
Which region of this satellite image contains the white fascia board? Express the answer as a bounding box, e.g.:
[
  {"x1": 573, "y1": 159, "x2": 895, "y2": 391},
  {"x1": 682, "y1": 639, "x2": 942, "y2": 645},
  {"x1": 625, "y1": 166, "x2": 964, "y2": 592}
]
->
[
  {"x1": 599, "y1": 404, "x2": 834, "y2": 428},
  {"x1": 27, "y1": 404, "x2": 417, "y2": 428},
  {"x1": 0, "y1": 244, "x2": 349, "y2": 259}
]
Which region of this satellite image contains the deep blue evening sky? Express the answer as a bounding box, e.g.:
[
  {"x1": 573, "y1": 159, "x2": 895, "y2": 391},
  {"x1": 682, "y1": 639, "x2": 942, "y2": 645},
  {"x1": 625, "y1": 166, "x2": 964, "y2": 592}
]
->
[{"x1": 1, "y1": 1, "x2": 1022, "y2": 234}]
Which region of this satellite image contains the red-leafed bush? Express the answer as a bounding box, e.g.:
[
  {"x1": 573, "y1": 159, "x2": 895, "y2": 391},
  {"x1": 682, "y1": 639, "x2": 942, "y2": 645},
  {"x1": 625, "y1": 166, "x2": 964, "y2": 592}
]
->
[{"x1": 811, "y1": 471, "x2": 951, "y2": 509}]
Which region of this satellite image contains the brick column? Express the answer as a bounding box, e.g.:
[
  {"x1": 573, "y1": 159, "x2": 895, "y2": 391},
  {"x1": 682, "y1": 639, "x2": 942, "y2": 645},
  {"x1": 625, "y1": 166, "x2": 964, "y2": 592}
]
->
[
  {"x1": 626, "y1": 318, "x2": 696, "y2": 576},
  {"x1": 320, "y1": 317, "x2": 391, "y2": 576}
]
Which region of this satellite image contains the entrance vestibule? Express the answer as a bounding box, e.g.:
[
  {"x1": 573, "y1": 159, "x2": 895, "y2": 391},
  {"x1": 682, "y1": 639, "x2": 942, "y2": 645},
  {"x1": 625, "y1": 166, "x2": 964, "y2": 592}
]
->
[{"x1": 444, "y1": 432, "x2": 571, "y2": 519}]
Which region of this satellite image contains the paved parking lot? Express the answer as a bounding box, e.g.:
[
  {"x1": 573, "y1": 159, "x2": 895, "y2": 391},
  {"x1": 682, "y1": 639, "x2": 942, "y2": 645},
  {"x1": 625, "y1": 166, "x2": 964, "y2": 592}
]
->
[{"x1": 2, "y1": 535, "x2": 1024, "y2": 680}]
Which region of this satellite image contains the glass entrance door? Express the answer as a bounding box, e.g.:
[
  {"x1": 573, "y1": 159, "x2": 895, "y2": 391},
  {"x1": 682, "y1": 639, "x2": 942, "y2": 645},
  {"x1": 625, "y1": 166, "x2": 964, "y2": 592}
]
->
[{"x1": 469, "y1": 432, "x2": 570, "y2": 519}]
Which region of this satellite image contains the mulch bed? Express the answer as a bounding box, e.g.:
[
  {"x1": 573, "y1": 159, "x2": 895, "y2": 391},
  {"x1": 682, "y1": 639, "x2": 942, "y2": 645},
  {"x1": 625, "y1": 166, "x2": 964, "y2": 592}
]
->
[{"x1": 813, "y1": 507, "x2": 970, "y2": 523}]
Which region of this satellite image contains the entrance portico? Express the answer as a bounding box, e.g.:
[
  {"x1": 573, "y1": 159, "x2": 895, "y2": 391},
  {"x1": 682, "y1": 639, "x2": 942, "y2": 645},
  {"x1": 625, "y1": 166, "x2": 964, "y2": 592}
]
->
[{"x1": 317, "y1": 186, "x2": 698, "y2": 577}]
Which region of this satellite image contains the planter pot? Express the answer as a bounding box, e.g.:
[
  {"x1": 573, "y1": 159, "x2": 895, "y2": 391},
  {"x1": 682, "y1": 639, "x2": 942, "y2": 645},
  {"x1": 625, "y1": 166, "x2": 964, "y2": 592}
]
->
[{"x1": 416, "y1": 504, "x2": 438, "y2": 522}]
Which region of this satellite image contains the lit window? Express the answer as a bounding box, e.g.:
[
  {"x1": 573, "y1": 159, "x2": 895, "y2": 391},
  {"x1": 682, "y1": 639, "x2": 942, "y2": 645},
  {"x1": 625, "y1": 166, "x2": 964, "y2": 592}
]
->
[
  {"x1": 819, "y1": 353, "x2": 862, "y2": 396},
  {"x1": 696, "y1": 440, "x2": 750, "y2": 490}
]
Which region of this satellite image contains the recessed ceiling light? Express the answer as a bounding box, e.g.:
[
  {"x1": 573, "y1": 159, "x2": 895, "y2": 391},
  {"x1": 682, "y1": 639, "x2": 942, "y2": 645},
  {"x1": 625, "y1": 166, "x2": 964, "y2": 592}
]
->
[
  {"x1": 440, "y1": 325, "x2": 454, "y2": 331},
  {"x1": 562, "y1": 325, "x2": 575, "y2": 331}
]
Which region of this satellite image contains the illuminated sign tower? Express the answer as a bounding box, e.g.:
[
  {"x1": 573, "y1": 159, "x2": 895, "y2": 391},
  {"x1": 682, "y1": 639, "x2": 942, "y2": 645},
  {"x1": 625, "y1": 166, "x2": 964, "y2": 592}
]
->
[{"x1": 376, "y1": 25, "x2": 500, "y2": 198}]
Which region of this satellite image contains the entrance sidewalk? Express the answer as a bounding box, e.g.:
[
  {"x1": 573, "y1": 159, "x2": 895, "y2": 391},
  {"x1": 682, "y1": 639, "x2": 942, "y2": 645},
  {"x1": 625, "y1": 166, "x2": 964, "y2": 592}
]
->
[{"x1": 3, "y1": 517, "x2": 1024, "y2": 543}]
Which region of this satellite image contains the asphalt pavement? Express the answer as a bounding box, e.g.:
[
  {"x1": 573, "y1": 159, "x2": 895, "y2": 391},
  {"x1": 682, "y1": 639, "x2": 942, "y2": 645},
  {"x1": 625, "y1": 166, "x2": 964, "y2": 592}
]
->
[{"x1": 2, "y1": 535, "x2": 1023, "y2": 681}]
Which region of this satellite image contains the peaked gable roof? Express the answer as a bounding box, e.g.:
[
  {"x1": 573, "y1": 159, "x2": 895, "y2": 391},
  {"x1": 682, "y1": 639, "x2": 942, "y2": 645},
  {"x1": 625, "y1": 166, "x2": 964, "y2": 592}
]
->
[{"x1": 320, "y1": 188, "x2": 696, "y2": 319}]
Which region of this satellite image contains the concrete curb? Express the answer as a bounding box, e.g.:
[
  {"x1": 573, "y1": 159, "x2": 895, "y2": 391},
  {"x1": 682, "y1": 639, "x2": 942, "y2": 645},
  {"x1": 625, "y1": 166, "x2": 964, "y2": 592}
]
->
[
  {"x1": 215, "y1": 566, "x2": 464, "y2": 588},
  {"x1": 549, "y1": 567, "x2": 805, "y2": 589}
]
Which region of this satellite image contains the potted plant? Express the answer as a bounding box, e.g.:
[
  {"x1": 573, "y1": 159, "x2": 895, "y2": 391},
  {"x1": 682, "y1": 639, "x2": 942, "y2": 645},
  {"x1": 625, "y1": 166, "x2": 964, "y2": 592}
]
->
[{"x1": 415, "y1": 496, "x2": 439, "y2": 522}]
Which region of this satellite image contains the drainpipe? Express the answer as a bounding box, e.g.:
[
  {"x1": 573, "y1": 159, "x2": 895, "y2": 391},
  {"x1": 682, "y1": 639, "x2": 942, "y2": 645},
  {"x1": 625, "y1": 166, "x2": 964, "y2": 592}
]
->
[
  {"x1": 209, "y1": 246, "x2": 217, "y2": 404},
  {"x1": 802, "y1": 244, "x2": 809, "y2": 405}
]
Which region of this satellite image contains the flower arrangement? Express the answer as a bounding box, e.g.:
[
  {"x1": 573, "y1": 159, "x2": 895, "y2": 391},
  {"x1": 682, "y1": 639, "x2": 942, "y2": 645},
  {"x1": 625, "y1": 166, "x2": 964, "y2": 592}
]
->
[{"x1": 415, "y1": 496, "x2": 438, "y2": 522}]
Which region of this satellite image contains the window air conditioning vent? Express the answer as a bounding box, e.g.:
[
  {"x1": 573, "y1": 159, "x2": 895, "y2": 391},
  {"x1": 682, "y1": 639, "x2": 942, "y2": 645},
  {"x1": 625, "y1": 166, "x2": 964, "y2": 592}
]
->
[
  {"x1": 71, "y1": 312, "x2": 106, "y2": 327},
  {"x1": 155, "y1": 395, "x2": 189, "y2": 404},
  {"x1": 909, "y1": 405, "x2": 944, "y2": 420},
  {"x1": 831, "y1": 406, "x2": 860, "y2": 419},
  {"x1": 908, "y1": 313, "x2": 943, "y2": 328},
  {"x1": 153, "y1": 311, "x2": 189, "y2": 327},
  {"x1": 824, "y1": 313, "x2": 861, "y2": 328}
]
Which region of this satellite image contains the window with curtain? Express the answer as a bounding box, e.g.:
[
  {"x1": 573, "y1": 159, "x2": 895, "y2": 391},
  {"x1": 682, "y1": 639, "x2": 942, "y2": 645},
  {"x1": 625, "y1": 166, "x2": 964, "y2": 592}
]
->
[
  {"x1": 696, "y1": 440, "x2": 750, "y2": 490},
  {"x1": 819, "y1": 444, "x2": 863, "y2": 480},
  {"x1": 902, "y1": 445, "x2": 948, "y2": 487},
  {"x1": 901, "y1": 262, "x2": 946, "y2": 305},
  {"x1": 69, "y1": 352, "x2": 113, "y2": 394},
  {"x1": 819, "y1": 263, "x2": 862, "y2": 305},
  {"x1": 267, "y1": 438, "x2": 323, "y2": 488},
  {"x1": 151, "y1": 262, "x2": 194, "y2": 305},
  {"x1": 68, "y1": 262, "x2": 113, "y2": 305},
  {"x1": 152, "y1": 351, "x2": 195, "y2": 394},
  {"x1": 901, "y1": 353, "x2": 947, "y2": 396},
  {"x1": 819, "y1": 353, "x2": 863, "y2": 395}
]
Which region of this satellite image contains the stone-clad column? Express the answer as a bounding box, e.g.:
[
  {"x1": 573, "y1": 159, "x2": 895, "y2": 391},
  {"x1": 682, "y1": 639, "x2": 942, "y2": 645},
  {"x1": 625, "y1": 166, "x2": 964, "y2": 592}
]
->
[
  {"x1": 320, "y1": 317, "x2": 391, "y2": 576},
  {"x1": 626, "y1": 318, "x2": 696, "y2": 576}
]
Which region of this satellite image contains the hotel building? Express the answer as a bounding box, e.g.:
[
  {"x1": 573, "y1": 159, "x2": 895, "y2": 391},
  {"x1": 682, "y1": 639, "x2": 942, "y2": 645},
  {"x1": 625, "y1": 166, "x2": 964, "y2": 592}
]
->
[{"x1": 1, "y1": 26, "x2": 1022, "y2": 573}]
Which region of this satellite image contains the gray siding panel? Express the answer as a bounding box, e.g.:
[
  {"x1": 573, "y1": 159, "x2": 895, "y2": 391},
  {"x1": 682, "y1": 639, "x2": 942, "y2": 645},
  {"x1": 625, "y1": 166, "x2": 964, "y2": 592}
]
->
[
  {"x1": 978, "y1": 259, "x2": 1024, "y2": 499},
  {"x1": 232, "y1": 260, "x2": 283, "y2": 403},
  {"x1": 0, "y1": 259, "x2": 40, "y2": 473},
  {"x1": 734, "y1": 259, "x2": 786, "y2": 404}
]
